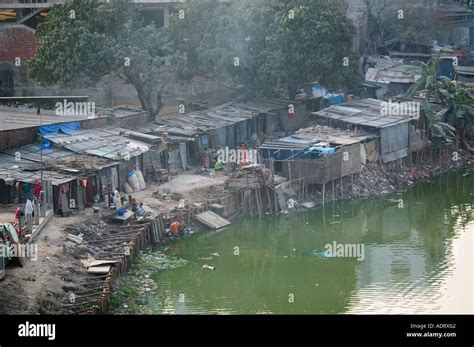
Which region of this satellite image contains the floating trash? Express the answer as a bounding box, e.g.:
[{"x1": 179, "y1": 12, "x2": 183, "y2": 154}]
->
[{"x1": 202, "y1": 264, "x2": 216, "y2": 270}]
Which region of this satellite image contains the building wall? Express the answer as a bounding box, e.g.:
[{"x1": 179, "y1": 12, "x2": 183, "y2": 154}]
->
[
  {"x1": 0, "y1": 24, "x2": 36, "y2": 61},
  {"x1": 79, "y1": 117, "x2": 111, "y2": 130},
  {"x1": 116, "y1": 111, "x2": 149, "y2": 128},
  {"x1": 345, "y1": 0, "x2": 368, "y2": 54},
  {"x1": 279, "y1": 102, "x2": 307, "y2": 132},
  {"x1": 0, "y1": 112, "x2": 147, "y2": 150},
  {"x1": 0, "y1": 127, "x2": 36, "y2": 150},
  {"x1": 280, "y1": 144, "x2": 362, "y2": 185}
]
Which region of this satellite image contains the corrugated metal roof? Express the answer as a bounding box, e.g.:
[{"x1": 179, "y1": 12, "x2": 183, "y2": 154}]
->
[
  {"x1": 455, "y1": 65, "x2": 474, "y2": 76},
  {"x1": 312, "y1": 98, "x2": 413, "y2": 128},
  {"x1": 0, "y1": 140, "x2": 118, "y2": 184},
  {"x1": 365, "y1": 66, "x2": 421, "y2": 84},
  {"x1": 293, "y1": 125, "x2": 376, "y2": 145},
  {"x1": 365, "y1": 56, "x2": 421, "y2": 84},
  {"x1": 155, "y1": 101, "x2": 263, "y2": 136},
  {"x1": 0, "y1": 152, "x2": 78, "y2": 185},
  {"x1": 44, "y1": 126, "x2": 150, "y2": 160}
]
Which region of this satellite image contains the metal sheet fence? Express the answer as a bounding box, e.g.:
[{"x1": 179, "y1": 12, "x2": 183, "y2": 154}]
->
[{"x1": 280, "y1": 143, "x2": 361, "y2": 184}]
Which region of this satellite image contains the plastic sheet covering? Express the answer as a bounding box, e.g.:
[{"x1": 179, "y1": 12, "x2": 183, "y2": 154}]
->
[{"x1": 39, "y1": 122, "x2": 81, "y2": 136}]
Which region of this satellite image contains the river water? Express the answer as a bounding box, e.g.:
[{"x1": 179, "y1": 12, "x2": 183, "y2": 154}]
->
[{"x1": 146, "y1": 169, "x2": 473, "y2": 314}]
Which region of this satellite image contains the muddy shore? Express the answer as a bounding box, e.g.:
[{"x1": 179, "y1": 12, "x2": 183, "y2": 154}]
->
[{"x1": 0, "y1": 149, "x2": 472, "y2": 315}]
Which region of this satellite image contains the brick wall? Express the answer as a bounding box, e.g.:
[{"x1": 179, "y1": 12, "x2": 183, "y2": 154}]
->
[
  {"x1": 0, "y1": 127, "x2": 37, "y2": 150},
  {"x1": 0, "y1": 25, "x2": 37, "y2": 61},
  {"x1": 79, "y1": 117, "x2": 112, "y2": 130},
  {"x1": 116, "y1": 112, "x2": 149, "y2": 128}
]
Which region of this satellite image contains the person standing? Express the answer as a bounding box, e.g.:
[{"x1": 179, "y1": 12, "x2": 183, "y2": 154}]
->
[
  {"x1": 25, "y1": 199, "x2": 34, "y2": 234},
  {"x1": 102, "y1": 185, "x2": 109, "y2": 208},
  {"x1": 15, "y1": 206, "x2": 23, "y2": 232},
  {"x1": 33, "y1": 197, "x2": 40, "y2": 225},
  {"x1": 113, "y1": 188, "x2": 121, "y2": 210}
]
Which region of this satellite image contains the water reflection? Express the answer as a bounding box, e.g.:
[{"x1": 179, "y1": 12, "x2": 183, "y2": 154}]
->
[{"x1": 148, "y1": 169, "x2": 473, "y2": 314}]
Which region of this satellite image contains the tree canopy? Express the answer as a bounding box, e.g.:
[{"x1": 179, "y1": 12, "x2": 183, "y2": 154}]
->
[
  {"x1": 30, "y1": 0, "x2": 363, "y2": 115},
  {"x1": 167, "y1": 0, "x2": 362, "y2": 99},
  {"x1": 29, "y1": 0, "x2": 169, "y2": 120}
]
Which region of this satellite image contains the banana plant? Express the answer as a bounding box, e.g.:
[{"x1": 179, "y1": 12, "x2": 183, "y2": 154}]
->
[
  {"x1": 423, "y1": 100, "x2": 456, "y2": 139},
  {"x1": 406, "y1": 59, "x2": 474, "y2": 148}
]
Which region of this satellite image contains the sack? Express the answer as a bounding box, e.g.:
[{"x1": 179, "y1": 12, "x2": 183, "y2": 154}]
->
[
  {"x1": 124, "y1": 182, "x2": 133, "y2": 194},
  {"x1": 127, "y1": 173, "x2": 139, "y2": 192},
  {"x1": 135, "y1": 170, "x2": 146, "y2": 190}
]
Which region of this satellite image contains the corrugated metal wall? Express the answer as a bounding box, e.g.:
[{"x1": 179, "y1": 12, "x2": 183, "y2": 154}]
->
[
  {"x1": 380, "y1": 123, "x2": 409, "y2": 163},
  {"x1": 280, "y1": 144, "x2": 362, "y2": 185}
]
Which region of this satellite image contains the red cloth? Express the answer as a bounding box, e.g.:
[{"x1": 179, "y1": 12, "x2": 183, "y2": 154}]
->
[{"x1": 33, "y1": 180, "x2": 41, "y2": 198}]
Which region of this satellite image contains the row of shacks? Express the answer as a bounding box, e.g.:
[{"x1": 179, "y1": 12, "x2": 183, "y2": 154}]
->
[
  {"x1": 258, "y1": 97, "x2": 437, "y2": 200},
  {"x1": 0, "y1": 99, "x2": 307, "y2": 214},
  {"x1": 0, "y1": 123, "x2": 165, "y2": 215},
  {"x1": 0, "y1": 95, "x2": 445, "y2": 215},
  {"x1": 134, "y1": 98, "x2": 307, "y2": 173}
]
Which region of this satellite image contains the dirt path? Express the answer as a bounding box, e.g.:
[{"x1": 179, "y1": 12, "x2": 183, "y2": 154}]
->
[
  {"x1": 132, "y1": 172, "x2": 228, "y2": 212},
  {"x1": 0, "y1": 211, "x2": 93, "y2": 314},
  {"x1": 0, "y1": 172, "x2": 228, "y2": 314}
]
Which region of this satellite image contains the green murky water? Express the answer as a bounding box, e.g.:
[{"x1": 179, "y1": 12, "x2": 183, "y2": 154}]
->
[{"x1": 146, "y1": 169, "x2": 474, "y2": 314}]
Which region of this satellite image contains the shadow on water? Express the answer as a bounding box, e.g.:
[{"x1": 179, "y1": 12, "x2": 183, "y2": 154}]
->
[{"x1": 146, "y1": 169, "x2": 473, "y2": 314}]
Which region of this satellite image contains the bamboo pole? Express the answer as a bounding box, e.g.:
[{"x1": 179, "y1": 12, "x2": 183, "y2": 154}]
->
[
  {"x1": 322, "y1": 183, "x2": 325, "y2": 207},
  {"x1": 271, "y1": 159, "x2": 278, "y2": 213}
]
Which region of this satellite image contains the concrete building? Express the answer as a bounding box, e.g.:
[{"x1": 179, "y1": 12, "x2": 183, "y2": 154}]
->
[{"x1": 0, "y1": 0, "x2": 186, "y2": 98}]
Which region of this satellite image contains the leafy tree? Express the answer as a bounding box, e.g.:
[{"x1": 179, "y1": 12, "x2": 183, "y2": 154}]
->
[
  {"x1": 269, "y1": 1, "x2": 362, "y2": 99},
  {"x1": 168, "y1": 0, "x2": 361, "y2": 99},
  {"x1": 167, "y1": 0, "x2": 234, "y2": 80},
  {"x1": 29, "y1": 0, "x2": 169, "y2": 121}
]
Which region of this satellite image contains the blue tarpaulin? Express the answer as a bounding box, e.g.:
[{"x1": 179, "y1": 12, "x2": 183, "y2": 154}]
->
[
  {"x1": 39, "y1": 122, "x2": 81, "y2": 136},
  {"x1": 42, "y1": 139, "x2": 51, "y2": 150},
  {"x1": 301, "y1": 146, "x2": 336, "y2": 159},
  {"x1": 297, "y1": 85, "x2": 344, "y2": 104},
  {"x1": 436, "y1": 59, "x2": 455, "y2": 79}
]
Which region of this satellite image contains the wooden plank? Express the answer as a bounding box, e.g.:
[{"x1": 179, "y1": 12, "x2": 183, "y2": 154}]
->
[
  {"x1": 87, "y1": 265, "x2": 111, "y2": 275},
  {"x1": 66, "y1": 234, "x2": 83, "y2": 245},
  {"x1": 194, "y1": 210, "x2": 231, "y2": 230},
  {"x1": 81, "y1": 259, "x2": 118, "y2": 268}
]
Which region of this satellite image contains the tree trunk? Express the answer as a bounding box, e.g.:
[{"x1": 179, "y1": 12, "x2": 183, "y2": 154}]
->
[
  {"x1": 288, "y1": 84, "x2": 297, "y2": 101},
  {"x1": 125, "y1": 73, "x2": 158, "y2": 122}
]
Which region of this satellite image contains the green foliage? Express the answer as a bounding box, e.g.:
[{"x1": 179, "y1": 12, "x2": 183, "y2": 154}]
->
[
  {"x1": 268, "y1": 1, "x2": 362, "y2": 93},
  {"x1": 423, "y1": 100, "x2": 456, "y2": 139},
  {"x1": 29, "y1": 0, "x2": 168, "y2": 120},
  {"x1": 405, "y1": 61, "x2": 436, "y2": 97},
  {"x1": 167, "y1": 0, "x2": 361, "y2": 98},
  {"x1": 410, "y1": 60, "x2": 474, "y2": 141},
  {"x1": 167, "y1": 0, "x2": 233, "y2": 80}
]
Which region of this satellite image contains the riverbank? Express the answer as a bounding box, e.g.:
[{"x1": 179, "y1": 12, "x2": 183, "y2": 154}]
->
[
  {"x1": 110, "y1": 150, "x2": 473, "y2": 315},
  {"x1": 0, "y1": 148, "x2": 472, "y2": 314},
  {"x1": 111, "y1": 166, "x2": 474, "y2": 314},
  {"x1": 297, "y1": 148, "x2": 473, "y2": 209}
]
